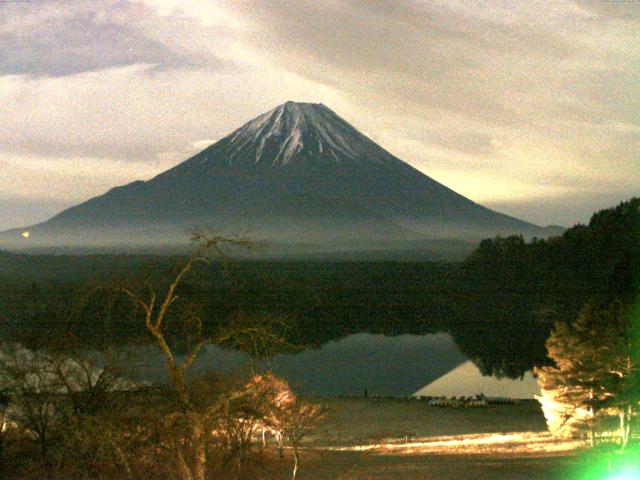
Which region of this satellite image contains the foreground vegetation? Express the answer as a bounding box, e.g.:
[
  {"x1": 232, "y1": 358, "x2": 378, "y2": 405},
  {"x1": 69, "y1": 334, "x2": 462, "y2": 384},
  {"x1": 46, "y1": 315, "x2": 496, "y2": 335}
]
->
[
  {"x1": 0, "y1": 198, "x2": 638, "y2": 478},
  {"x1": 0, "y1": 234, "x2": 324, "y2": 480}
]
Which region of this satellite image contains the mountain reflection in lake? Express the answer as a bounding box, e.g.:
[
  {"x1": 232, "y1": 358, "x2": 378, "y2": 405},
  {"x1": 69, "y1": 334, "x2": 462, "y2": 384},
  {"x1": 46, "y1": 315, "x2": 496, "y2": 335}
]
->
[{"x1": 124, "y1": 333, "x2": 467, "y2": 397}]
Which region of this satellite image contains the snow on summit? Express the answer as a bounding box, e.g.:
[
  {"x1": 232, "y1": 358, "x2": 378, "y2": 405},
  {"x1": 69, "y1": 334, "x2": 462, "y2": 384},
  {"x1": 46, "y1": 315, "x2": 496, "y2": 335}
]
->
[
  {"x1": 179, "y1": 101, "x2": 404, "y2": 172},
  {"x1": 0, "y1": 100, "x2": 560, "y2": 250}
]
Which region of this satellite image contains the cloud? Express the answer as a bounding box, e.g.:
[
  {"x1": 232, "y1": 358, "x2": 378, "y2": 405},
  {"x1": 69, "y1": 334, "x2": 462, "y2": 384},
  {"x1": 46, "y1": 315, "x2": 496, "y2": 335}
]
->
[
  {"x1": 190, "y1": 139, "x2": 218, "y2": 151},
  {"x1": 487, "y1": 188, "x2": 640, "y2": 228},
  {"x1": 0, "y1": 62, "x2": 346, "y2": 229},
  {"x1": 0, "y1": 151, "x2": 173, "y2": 202},
  {"x1": 216, "y1": 0, "x2": 639, "y2": 219},
  {"x1": 1, "y1": 0, "x2": 639, "y2": 229},
  {"x1": 0, "y1": 62, "x2": 343, "y2": 160},
  {"x1": 0, "y1": 0, "x2": 217, "y2": 77},
  {"x1": 0, "y1": 197, "x2": 70, "y2": 232}
]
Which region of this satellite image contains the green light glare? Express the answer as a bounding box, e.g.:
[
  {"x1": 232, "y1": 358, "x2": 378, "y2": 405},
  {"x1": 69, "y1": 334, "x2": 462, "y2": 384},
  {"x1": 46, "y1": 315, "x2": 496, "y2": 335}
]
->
[
  {"x1": 568, "y1": 444, "x2": 640, "y2": 480},
  {"x1": 608, "y1": 470, "x2": 640, "y2": 480}
]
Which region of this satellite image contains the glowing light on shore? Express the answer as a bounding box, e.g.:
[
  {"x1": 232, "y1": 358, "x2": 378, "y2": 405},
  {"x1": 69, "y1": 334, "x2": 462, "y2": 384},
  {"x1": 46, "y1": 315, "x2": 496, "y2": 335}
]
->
[
  {"x1": 569, "y1": 444, "x2": 640, "y2": 480},
  {"x1": 327, "y1": 431, "x2": 581, "y2": 455},
  {"x1": 608, "y1": 470, "x2": 640, "y2": 480},
  {"x1": 21, "y1": 231, "x2": 29, "y2": 239}
]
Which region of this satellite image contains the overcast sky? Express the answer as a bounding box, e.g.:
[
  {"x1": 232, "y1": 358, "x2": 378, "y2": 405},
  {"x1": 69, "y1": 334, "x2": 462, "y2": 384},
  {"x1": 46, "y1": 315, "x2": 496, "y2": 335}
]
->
[{"x1": 1, "y1": 0, "x2": 638, "y2": 230}]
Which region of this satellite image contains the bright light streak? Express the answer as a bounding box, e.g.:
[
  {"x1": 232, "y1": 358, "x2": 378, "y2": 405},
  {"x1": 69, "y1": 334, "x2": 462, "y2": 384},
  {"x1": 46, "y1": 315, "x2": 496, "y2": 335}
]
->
[
  {"x1": 327, "y1": 431, "x2": 581, "y2": 455},
  {"x1": 608, "y1": 469, "x2": 640, "y2": 480},
  {"x1": 570, "y1": 444, "x2": 640, "y2": 480}
]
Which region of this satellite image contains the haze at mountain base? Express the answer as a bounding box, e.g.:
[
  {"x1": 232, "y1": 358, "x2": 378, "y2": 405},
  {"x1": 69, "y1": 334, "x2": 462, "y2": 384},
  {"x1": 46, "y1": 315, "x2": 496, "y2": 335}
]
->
[{"x1": 0, "y1": 102, "x2": 563, "y2": 253}]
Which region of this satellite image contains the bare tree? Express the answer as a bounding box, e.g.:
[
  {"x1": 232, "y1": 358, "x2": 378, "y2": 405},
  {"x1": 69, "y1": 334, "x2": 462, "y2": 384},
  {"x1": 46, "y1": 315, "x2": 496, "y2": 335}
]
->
[
  {"x1": 217, "y1": 312, "x2": 297, "y2": 371},
  {"x1": 120, "y1": 232, "x2": 256, "y2": 480},
  {"x1": 248, "y1": 373, "x2": 324, "y2": 480},
  {"x1": 53, "y1": 352, "x2": 139, "y2": 480},
  {"x1": 0, "y1": 343, "x2": 136, "y2": 480},
  {"x1": 279, "y1": 402, "x2": 324, "y2": 480},
  {"x1": 0, "y1": 345, "x2": 61, "y2": 479}
]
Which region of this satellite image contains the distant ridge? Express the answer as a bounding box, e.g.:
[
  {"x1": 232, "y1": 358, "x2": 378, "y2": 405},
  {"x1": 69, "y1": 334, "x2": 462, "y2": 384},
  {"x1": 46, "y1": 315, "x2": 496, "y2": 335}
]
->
[{"x1": 0, "y1": 101, "x2": 563, "y2": 252}]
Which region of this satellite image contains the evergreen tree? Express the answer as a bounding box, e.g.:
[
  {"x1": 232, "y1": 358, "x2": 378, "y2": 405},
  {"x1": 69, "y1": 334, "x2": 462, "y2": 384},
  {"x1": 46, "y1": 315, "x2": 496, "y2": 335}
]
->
[{"x1": 535, "y1": 299, "x2": 639, "y2": 447}]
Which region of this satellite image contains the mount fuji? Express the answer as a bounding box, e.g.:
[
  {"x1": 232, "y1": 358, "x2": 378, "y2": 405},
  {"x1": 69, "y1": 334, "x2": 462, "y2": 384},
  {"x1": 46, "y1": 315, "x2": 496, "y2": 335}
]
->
[{"x1": 1, "y1": 101, "x2": 562, "y2": 253}]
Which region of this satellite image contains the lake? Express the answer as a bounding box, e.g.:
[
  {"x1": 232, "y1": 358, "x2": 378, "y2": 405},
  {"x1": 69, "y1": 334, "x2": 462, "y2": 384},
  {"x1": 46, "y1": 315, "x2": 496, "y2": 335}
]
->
[{"x1": 122, "y1": 332, "x2": 477, "y2": 397}]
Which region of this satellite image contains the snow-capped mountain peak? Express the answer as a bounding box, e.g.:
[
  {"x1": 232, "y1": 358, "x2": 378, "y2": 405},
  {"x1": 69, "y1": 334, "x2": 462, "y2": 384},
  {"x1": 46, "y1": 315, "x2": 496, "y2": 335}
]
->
[
  {"x1": 177, "y1": 101, "x2": 403, "y2": 173},
  {"x1": 0, "y1": 101, "x2": 559, "y2": 251}
]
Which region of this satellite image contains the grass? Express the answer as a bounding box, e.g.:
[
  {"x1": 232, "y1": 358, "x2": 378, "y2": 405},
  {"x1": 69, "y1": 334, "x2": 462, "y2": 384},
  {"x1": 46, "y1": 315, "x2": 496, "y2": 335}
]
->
[{"x1": 276, "y1": 397, "x2": 585, "y2": 480}]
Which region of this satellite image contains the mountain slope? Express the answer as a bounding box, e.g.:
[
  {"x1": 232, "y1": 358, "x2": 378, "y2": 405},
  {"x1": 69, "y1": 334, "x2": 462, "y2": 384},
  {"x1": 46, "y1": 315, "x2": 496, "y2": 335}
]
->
[{"x1": 1, "y1": 101, "x2": 561, "y2": 251}]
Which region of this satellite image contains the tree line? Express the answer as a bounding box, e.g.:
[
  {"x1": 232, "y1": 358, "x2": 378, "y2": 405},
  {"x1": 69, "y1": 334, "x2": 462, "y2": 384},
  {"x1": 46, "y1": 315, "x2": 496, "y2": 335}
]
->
[
  {"x1": 2, "y1": 199, "x2": 640, "y2": 381},
  {"x1": 464, "y1": 198, "x2": 640, "y2": 448}
]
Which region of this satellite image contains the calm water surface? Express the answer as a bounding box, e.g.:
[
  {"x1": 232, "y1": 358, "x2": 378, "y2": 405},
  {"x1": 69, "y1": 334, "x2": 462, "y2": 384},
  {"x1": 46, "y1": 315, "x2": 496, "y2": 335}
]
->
[{"x1": 122, "y1": 333, "x2": 468, "y2": 397}]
